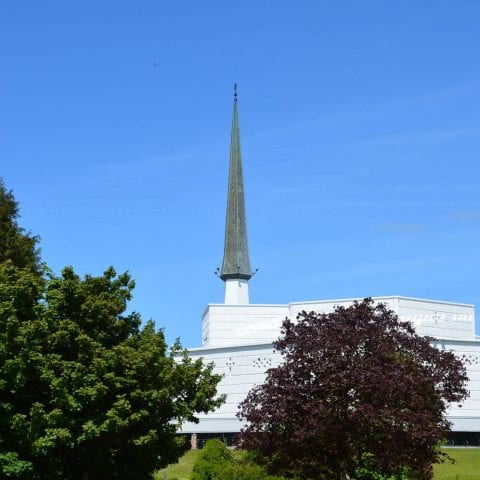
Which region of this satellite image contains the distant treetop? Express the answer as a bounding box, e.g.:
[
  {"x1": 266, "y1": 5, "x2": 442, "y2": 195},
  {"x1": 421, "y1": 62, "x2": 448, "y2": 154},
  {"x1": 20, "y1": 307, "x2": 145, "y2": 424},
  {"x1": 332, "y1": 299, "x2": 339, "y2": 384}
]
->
[{"x1": 0, "y1": 178, "x2": 41, "y2": 273}]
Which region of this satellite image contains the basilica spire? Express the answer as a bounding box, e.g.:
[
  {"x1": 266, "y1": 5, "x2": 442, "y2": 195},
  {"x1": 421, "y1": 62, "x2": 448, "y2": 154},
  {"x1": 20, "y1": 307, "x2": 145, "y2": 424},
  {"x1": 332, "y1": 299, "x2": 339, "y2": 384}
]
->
[{"x1": 220, "y1": 85, "x2": 253, "y2": 303}]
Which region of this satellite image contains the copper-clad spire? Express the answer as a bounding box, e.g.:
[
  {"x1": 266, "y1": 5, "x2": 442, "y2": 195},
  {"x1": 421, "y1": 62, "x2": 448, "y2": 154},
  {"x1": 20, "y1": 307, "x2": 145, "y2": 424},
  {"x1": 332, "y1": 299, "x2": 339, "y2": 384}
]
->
[{"x1": 220, "y1": 85, "x2": 253, "y2": 281}]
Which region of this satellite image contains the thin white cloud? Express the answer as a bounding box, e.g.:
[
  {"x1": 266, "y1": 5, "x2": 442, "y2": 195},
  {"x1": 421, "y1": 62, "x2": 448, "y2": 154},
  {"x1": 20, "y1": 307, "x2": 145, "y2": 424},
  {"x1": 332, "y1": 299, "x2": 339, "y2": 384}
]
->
[
  {"x1": 358, "y1": 126, "x2": 480, "y2": 148},
  {"x1": 452, "y1": 211, "x2": 480, "y2": 221}
]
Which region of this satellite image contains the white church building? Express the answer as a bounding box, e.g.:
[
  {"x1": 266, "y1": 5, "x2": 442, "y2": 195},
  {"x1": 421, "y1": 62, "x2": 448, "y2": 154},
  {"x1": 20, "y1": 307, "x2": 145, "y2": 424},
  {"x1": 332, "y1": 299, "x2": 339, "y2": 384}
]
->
[{"x1": 181, "y1": 89, "x2": 480, "y2": 447}]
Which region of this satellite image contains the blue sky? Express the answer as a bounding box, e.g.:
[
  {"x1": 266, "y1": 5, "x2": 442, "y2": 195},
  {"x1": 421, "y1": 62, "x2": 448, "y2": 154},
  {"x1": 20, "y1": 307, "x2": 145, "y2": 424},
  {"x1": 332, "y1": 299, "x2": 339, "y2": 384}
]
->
[{"x1": 1, "y1": 1, "x2": 480, "y2": 346}]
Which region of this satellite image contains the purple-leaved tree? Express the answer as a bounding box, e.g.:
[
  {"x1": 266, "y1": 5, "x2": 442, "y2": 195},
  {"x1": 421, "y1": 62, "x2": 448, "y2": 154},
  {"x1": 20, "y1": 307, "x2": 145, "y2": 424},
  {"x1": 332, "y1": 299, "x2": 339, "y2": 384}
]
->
[{"x1": 238, "y1": 298, "x2": 468, "y2": 480}]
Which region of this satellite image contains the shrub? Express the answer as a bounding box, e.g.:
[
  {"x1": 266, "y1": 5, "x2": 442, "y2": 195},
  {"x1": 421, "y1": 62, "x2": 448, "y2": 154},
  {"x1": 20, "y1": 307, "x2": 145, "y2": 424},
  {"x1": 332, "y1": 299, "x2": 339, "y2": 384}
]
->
[
  {"x1": 191, "y1": 439, "x2": 233, "y2": 480},
  {"x1": 215, "y1": 462, "x2": 285, "y2": 480},
  {"x1": 353, "y1": 453, "x2": 410, "y2": 480}
]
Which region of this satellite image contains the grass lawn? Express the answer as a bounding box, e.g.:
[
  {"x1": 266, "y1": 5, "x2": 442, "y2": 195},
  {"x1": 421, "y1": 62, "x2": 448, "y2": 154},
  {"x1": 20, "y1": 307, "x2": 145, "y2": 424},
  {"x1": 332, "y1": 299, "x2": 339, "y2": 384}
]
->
[
  {"x1": 156, "y1": 447, "x2": 480, "y2": 480},
  {"x1": 433, "y1": 449, "x2": 480, "y2": 480},
  {"x1": 154, "y1": 450, "x2": 198, "y2": 480}
]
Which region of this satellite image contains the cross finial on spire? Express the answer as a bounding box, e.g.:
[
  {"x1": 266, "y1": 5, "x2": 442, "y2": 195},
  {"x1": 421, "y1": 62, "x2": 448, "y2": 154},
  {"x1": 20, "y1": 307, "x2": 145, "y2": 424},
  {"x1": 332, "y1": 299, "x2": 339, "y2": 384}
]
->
[{"x1": 234, "y1": 83, "x2": 238, "y2": 100}]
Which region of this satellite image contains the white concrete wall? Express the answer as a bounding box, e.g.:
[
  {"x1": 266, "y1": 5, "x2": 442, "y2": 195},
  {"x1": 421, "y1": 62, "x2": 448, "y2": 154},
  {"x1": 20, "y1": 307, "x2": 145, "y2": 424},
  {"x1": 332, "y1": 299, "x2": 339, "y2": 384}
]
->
[
  {"x1": 202, "y1": 304, "x2": 289, "y2": 347},
  {"x1": 290, "y1": 296, "x2": 476, "y2": 342},
  {"x1": 443, "y1": 340, "x2": 480, "y2": 431},
  {"x1": 181, "y1": 343, "x2": 280, "y2": 433},
  {"x1": 202, "y1": 297, "x2": 475, "y2": 349},
  {"x1": 396, "y1": 298, "x2": 475, "y2": 341},
  {"x1": 224, "y1": 279, "x2": 250, "y2": 305}
]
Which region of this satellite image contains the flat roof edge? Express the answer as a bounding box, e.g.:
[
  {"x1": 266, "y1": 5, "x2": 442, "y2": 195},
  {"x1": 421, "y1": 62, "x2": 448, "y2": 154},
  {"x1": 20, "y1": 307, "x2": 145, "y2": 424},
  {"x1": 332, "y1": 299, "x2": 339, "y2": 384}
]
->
[
  {"x1": 185, "y1": 342, "x2": 274, "y2": 354},
  {"x1": 205, "y1": 303, "x2": 289, "y2": 308},
  {"x1": 289, "y1": 296, "x2": 475, "y2": 308}
]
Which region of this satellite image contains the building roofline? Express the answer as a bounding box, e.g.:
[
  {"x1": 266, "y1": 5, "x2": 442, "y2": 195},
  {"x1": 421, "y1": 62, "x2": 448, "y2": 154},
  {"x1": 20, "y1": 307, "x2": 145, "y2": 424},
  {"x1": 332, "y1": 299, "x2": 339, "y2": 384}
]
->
[
  {"x1": 202, "y1": 296, "x2": 474, "y2": 316},
  {"x1": 185, "y1": 337, "x2": 480, "y2": 355},
  {"x1": 289, "y1": 295, "x2": 475, "y2": 308},
  {"x1": 185, "y1": 342, "x2": 274, "y2": 355}
]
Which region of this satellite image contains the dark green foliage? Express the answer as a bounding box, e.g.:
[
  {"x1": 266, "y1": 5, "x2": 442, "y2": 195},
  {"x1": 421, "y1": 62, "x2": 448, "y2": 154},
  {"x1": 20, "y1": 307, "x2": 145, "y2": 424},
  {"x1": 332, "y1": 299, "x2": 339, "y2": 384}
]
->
[
  {"x1": 191, "y1": 439, "x2": 233, "y2": 480},
  {"x1": 353, "y1": 454, "x2": 409, "y2": 480},
  {"x1": 0, "y1": 179, "x2": 40, "y2": 274},
  {"x1": 0, "y1": 263, "x2": 224, "y2": 479},
  {"x1": 0, "y1": 452, "x2": 34, "y2": 477}
]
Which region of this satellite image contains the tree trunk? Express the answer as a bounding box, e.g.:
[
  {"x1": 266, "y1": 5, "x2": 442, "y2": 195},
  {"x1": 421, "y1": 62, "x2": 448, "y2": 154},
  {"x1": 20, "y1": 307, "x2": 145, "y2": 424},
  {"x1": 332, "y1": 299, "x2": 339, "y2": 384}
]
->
[{"x1": 339, "y1": 461, "x2": 350, "y2": 480}]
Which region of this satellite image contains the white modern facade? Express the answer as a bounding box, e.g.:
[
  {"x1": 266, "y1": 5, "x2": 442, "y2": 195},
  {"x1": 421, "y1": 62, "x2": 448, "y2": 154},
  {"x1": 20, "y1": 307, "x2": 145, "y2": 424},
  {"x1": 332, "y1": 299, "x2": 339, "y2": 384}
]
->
[
  {"x1": 183, "y1": 296, "x2": 480, "y2": 440},
  {"x1": 180, "y1": 90, "x2": 480, "y2": 445}
]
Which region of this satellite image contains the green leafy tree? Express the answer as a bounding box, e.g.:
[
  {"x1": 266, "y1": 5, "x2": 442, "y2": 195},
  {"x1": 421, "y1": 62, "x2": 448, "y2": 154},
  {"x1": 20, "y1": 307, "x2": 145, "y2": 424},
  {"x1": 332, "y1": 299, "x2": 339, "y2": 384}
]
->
[
  {"x1": 239, "y1": 299, "x2": 469, "y2": 480},
  {"x1": 0, "y1": 179, "x2": 40, "y2": 273},
  {"x1": 0, "y1": 263, "x2": 224, "y2": 479}
]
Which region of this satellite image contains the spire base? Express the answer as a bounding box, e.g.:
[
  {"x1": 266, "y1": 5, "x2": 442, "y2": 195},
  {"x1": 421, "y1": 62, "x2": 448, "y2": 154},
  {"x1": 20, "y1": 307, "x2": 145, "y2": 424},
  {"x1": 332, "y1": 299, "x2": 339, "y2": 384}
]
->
[
  {"x1": 220, "y1": 272, "x2": 252, "y2": 281},
  {"x1": 224, "y1": 278, "x2": 249, "y2": 304}
]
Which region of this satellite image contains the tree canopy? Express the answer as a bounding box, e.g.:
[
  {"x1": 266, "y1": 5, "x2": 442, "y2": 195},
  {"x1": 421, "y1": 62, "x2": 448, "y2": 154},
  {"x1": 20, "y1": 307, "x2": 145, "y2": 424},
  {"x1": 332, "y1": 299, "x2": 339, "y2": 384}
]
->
[
  {"x1": 0, "y1": 263, "x2": 223, "y2": 479},
  {"x1": 0, "y1": 180, "x2": 224, "y2": 479},
  {"x1": 0, "y1": 179, "x2": 40, "y2": 273},
  {"x1": 238, "y1": 299, "x2": 469, "y2": 480}
]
